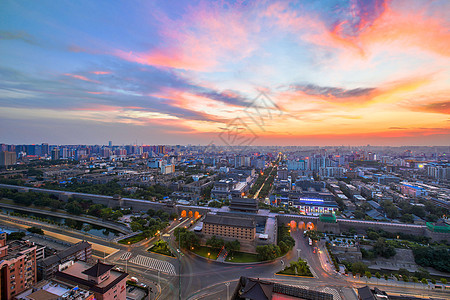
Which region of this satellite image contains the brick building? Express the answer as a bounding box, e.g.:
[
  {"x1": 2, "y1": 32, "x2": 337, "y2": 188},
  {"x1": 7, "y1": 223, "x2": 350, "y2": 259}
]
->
[{"x1": 202, "y1": 214, "x2": 256, "y2": 242}]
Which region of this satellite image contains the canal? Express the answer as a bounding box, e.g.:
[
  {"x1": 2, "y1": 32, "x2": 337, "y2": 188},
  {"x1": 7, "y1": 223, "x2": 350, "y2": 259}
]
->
[{"x1": 0, "y1": 207, "x2": 121, "y2": 239}]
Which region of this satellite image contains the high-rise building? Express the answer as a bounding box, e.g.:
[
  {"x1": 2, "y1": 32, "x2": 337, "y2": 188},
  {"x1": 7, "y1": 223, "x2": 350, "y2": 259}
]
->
[
  {"x1": 0, "y1": 151, "x2": 16, "y2": 167},
  {"x1": 0, "y1": 232, "x2": 37, "y2": 300},
  {"x1": 51, "y1": 148, "x2": 60, "y2": 160},
  {"x1": 41, "y1": 143, "x2": 49, "y2": 156}
]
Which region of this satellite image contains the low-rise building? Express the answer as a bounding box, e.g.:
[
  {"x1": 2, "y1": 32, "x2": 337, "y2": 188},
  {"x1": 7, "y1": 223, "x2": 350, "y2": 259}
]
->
[
  {"x1": 15, "y1": 279, "x2": 94, "y2": 300},
  {"x1": 202, "y1": 213, "x2": 256, "y2": 242},
  {"x1": 37, "y1": 241, "x2": 92, "y2": 280},
  {"x1": 55, "y1": 261, "x2": 127, "y2": 300}
]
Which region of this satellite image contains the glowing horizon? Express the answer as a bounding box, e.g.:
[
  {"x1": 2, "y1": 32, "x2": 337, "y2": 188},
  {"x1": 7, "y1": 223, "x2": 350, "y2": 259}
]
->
[{"x1": 0, "y1": 0, "x2": 449, "y2": 146}]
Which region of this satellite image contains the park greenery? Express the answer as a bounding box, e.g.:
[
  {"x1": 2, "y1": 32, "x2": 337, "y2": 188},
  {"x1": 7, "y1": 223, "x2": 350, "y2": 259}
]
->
[
  {"x1": 206, "y1": 236, "x2": 241, "y2": 254},
  {"x1": 277, "y1": 225, "x2": 296, "y2": 255},
  {"x1": 174, "y1": 227, "x2": 200, "y2": 249},
  {"x1": 256, "y1": 244, "x2": 281, "y2": 261},
  {"x1": 277, "y1": 258, "x2": 313, "y2": 277},
  {"x1": 148, "y1": 240, "x2": 174, "y2": 257},
  {"x1": 413, "y1": 246, "x2": 450, "y2": 273},
  {"x1": 361, "y1": 237, "x2": 396, "y2": 259}
]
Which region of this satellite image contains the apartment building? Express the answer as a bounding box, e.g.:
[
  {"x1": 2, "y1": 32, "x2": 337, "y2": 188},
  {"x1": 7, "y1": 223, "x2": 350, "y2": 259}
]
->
[{"x1": 0, "y1": 232, "x2": 37, "y2": 300}]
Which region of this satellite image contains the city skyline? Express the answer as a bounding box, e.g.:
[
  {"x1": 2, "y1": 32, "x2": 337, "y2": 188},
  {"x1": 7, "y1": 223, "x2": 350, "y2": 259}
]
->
[{"x1": 1, "y1": 0, "x2": 449, "y2": 146}]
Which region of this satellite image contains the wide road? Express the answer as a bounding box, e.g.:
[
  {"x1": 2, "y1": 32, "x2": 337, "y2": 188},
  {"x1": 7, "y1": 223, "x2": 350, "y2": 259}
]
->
[{"x1": 3, "y1": 212, "x2": 449, "y2": 300}]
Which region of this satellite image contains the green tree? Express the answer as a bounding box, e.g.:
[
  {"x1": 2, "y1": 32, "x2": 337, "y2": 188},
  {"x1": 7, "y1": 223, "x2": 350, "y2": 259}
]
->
[
  {"x1": 174, "y1": 228, "x2": 199, "y2": 249},
  {"x1": 208, "y1": 201, "x2": 223, "y2": 208},
  {"x1": 375, "y1": 272, "x2": 381, "y2": 280},
  {"x1": 256, "y1": 244, "x2": 281, "y2": 261},
  {"x1": 373, "y1": 238, "x2": 396, "y2": 258},
  {"x1": 225, "y1": 240, "x2": 240, "y2": 254},
  {"x1": 7, "y1": 231, "x2": 26, "y2": 240},
  {"x1": 384, "y1": 274, "x2": 389, "y2": 281},
  {"x1": 351, "y1": 261, "x2": 368, "y2": 275},
  {"x1": 400, "y1": 213, "x2": 414, "y2": 223},
  {"x1": 365, "y1": 271, "x2": 372, "y2": 279},
  {"x1": 27, "y1": 227, "x2": 44, "y2": 235},
  {"x1": 421, "y1": 278, "x2": 428, "y2": 285},
  {"x1": 441, "y1": 278, "x2": 448, "y2": 284},
  {"x1": 65, "y1": 201, "x2": 84, "y2": 215},
  {"x1": 206, "y1": 236, "x2": 225, "y2": 249}
]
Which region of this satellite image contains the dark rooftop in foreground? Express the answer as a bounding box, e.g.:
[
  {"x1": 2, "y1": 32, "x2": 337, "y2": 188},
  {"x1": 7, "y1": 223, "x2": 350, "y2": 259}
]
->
[{"x1": 231, "y1": 277, "x2": 333, "y2": 300}]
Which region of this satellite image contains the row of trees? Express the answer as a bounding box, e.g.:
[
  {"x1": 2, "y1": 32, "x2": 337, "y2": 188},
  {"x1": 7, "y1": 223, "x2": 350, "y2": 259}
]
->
[
  {"x1": 277, "y1": 226, "x2": 296, "y2": 254},
  {"x1": 206, "y1": 236, "x2": 241, "y2": 254},
  {"x1": 43, "y1": 179, "x2": 172, "y2": 201},
  {"x1": 0, "y1": 188, "x2": 127, "y2": 222},
  {"x1": 342, "y1": 261, "x2": 449, "y2": 285}
]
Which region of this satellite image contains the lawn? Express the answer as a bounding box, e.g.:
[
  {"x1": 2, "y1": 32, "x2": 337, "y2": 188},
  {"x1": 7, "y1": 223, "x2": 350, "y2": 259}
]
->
[
  {"x1": 118, "y1": 233, "x2": 146, "y2": 245},
  {"x1": 191, "y1": 246, "x2": 220, "y2": 259},
  {"x1": 226, "y1": 251, "x2": 259, "y2": 263},
  {"x1": 148, "y1": 240, "x2": 174, "y2": 257}
]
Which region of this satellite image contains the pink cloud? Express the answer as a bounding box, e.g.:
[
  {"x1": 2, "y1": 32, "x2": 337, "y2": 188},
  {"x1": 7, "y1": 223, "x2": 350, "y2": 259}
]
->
[
  {"x1": 90, "y1": 71, "x2": 111, "y2": 75},
  {"x1": 114, "y1": 2, "x2": 255, "y2": 71},
  {"x1": 63, "y1": 73, "x2": 99, "y2": 83}
]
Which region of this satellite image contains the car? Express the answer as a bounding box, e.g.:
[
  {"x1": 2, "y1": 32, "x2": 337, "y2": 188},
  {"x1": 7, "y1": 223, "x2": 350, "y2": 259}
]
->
[
  {"x1": 139, "y1": 283, "x2": 147, "y2": 288},
  {"x1": 130, "y1": 276, "x2": 139, "y2": 283}
]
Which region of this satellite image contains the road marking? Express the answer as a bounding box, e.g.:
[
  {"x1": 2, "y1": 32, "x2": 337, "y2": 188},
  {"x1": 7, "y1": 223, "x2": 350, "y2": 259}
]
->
[
  {"x1": 320, "y1": 287, "x2": 341, "y2": 300},
  {"x1": 129, "y1": 255, "x2": 176, "y2": 275},
  {"x1": 120, "y1": 252, "x2": 132, "y2": 260}
]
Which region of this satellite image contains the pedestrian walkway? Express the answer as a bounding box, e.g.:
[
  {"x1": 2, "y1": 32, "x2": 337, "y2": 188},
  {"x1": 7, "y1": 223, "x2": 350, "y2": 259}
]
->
[
  {"x1": 129, "y1": 255, "x2": 176, "y2": 275},
  {"x1": 320, "y1": 287, "x2": 341, "y2": 300},
  {"x1": 120, "y1": 252, "x2": 132, "y2": 260},
  {"x1": 216, "y1": 247, "x2": 228, "y2": 262}
]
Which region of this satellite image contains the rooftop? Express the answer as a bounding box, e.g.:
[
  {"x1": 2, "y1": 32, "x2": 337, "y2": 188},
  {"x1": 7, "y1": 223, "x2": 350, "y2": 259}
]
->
[
  {"x1": 55, "y1": 261, "x2": 128, "y2": 294},
  {"x1": 82, "y1": 260, "x2": 114, "y2": 277},
  {"x1": 204, "y1": 214, "x2": 256, "y2": 228}
]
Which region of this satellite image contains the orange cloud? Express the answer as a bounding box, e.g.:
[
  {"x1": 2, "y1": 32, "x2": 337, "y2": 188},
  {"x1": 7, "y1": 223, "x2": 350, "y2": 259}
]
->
[{"x1": 358, "y1": 2, "x2": 450, "y2": 57}]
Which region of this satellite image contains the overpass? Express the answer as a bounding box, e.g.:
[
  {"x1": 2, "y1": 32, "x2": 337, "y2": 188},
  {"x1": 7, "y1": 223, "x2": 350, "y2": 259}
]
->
[{"x1": 1, "y1": 183, "x2": 447, "y2": 241}]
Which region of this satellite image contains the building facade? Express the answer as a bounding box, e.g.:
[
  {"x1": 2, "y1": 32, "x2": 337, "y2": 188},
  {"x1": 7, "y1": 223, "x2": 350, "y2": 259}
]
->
[
  {"x1": 202, "y1": 214, "x2": 256, "y2": 242},
  {"x1": 0, "y1": 232, "x2": 37, "y2": 300}
]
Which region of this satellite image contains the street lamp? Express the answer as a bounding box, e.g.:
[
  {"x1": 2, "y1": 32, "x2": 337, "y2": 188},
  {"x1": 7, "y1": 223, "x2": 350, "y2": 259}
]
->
[{"x1": 225, "y1": 282, "x2": 230, "y2": 299}]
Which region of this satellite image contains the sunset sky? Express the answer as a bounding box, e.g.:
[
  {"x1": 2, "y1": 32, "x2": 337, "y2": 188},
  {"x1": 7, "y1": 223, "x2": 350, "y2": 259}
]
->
[{"x1": 1, "y1": 0, "x2": 449, "y2": 146}]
